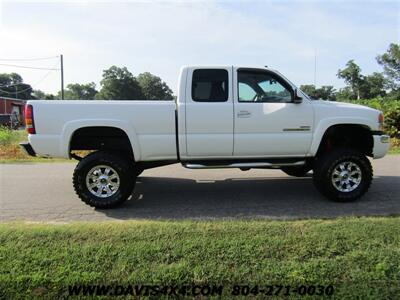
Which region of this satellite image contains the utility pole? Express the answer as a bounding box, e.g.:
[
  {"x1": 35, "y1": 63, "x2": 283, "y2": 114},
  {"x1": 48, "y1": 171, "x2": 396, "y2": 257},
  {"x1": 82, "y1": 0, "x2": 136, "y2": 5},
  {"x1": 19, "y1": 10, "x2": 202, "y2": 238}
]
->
[{"x1": 60, "y1": 54, "x2": 64, "y2": 100}]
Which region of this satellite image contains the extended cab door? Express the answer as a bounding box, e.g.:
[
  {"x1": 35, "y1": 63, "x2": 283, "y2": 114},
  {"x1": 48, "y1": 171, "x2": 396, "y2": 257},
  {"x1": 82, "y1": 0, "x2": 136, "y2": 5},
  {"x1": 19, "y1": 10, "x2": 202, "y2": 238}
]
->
[
  {"x1": 184, "y1": 67, "x2": 234, "y2": 157},
  {"x1": 233, "y1": 68, "x2": 314, "y2": 157}
]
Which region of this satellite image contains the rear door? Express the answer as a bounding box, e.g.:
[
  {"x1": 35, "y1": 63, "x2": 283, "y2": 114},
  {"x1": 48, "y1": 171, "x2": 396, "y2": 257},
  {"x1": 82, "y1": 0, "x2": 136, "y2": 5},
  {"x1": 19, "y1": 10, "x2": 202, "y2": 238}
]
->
[{"x1": 184, "y1": 67, "x2": 234, "y2": 157}]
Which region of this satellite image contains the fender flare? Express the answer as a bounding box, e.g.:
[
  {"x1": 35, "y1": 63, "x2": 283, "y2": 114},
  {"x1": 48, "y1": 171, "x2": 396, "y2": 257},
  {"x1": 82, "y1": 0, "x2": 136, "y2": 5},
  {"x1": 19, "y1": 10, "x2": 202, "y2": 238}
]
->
[{"x1": 309, "y1": 117, "x2": 374, "y2": 156}]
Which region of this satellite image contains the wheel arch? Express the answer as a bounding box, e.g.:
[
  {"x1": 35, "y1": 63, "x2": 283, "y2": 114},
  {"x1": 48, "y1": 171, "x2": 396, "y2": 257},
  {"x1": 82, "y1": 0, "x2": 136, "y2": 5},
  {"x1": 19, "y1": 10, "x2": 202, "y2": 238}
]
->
[
  {"x1": 312, "y1": 122, "x2": 374, "y2": 157},
  {"x1": 61, "y1": 120, "x2": 141, "y2": 160}
]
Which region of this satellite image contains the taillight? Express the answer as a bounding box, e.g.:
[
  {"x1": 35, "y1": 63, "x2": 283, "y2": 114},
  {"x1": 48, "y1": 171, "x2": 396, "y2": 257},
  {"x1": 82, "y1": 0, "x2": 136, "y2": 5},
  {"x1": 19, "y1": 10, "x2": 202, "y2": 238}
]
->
[
  {"x1": 378, "y1": 113, "x2": 384, "y2": 130},
  {"x1": 378, "y1": 113, "x2": 384, "y2": 124},
  {"x1": 25, "y1": 104, "x2": 36, "y2": 134}
]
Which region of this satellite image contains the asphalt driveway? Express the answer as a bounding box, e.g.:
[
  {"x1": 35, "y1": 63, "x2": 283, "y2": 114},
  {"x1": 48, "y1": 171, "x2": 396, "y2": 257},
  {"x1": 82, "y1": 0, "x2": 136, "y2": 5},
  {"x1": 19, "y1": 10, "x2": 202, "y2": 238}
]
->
[{"x1": 1, "y1": 155, "x2": 399, "y2": 222}]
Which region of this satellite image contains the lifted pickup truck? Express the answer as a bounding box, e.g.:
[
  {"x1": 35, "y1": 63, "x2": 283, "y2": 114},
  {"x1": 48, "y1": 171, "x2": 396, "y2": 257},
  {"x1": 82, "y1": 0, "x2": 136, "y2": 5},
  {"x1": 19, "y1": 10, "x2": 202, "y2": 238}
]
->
[{"x1": 21, "y1": 66, "x2": 390, "y2": 208}]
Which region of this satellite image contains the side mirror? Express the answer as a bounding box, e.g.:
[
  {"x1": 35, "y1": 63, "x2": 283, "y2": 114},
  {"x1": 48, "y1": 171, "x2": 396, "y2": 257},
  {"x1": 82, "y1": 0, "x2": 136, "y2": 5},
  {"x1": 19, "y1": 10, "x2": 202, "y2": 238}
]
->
[{"x1": 293, "y1": 89, "x2": 303, "y2": 103}]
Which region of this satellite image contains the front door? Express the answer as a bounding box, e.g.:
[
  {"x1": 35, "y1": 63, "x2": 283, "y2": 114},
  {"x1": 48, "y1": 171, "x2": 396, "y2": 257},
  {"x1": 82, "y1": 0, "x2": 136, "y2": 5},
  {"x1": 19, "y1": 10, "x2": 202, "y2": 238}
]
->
[
  {"x1": 233, "y1": 68, "x2": 314, "y2": 157},
  {"x1": 185, "y1": 67, "x2": 234, "y2": 157}
]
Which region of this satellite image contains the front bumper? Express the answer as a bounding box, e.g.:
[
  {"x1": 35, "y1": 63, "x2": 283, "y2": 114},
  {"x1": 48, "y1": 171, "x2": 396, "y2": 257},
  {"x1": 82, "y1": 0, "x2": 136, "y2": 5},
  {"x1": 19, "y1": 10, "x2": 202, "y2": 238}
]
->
[
  {"x1": 372, "y1": 134, "x2": 390, "y2": 158},
  {"x1": 19, "y1": 142, "x2": 36, "y2": 157}
]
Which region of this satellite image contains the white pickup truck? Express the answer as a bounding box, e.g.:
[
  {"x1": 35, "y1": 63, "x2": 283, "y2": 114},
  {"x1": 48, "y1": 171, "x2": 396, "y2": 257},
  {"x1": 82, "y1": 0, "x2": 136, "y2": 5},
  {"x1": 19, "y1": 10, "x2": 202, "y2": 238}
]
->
[{"x1": 21, "y1": 66, "x2": 390, "y2": 208}]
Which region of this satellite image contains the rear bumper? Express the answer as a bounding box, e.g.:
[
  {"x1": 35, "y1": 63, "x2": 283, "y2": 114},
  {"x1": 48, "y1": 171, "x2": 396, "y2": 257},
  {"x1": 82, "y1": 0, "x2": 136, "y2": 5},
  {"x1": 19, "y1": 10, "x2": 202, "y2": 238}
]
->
[
  {"x1": 19, "y1": 142, "x2": 36, "y2": 157},
  {"x1": 372, "y1": 134, "x2": 390, "y2": 158}
]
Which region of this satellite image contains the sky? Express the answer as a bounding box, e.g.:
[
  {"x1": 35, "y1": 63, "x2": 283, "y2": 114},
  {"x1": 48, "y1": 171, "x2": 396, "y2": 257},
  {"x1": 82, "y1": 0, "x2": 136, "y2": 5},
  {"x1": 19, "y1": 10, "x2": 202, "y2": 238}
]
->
[{"x1": 0, "y1": 0, "x2": 399, "y2": 95}]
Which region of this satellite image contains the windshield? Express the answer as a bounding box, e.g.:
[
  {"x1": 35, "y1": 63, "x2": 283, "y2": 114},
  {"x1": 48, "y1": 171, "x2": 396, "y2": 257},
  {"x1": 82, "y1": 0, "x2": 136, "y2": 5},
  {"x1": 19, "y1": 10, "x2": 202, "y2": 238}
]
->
[{"x1": 299, "y1": 89, "x2": 312, "y2": 100}]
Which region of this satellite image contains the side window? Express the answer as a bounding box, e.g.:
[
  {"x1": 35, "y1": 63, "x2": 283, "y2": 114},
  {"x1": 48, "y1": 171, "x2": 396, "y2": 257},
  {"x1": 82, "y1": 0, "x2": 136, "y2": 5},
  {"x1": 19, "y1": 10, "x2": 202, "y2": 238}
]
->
[
  {"x1": 238, "y1": 71, "x2": 292, "y2": 103},
  {"x1": 192, "y1": 69, "x2": 228, "y2": 102},
  {"x1": 238, "y1": 83, "x2": 257, "y2": 102}
]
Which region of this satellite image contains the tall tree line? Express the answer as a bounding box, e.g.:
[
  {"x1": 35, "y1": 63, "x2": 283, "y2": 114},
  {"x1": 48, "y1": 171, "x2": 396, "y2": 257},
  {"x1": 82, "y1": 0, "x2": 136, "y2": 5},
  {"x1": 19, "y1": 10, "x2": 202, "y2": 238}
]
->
[
  {"x1": 0, "y1": 66, "x2": 173, "y2": 101},
  {"x1": 1, "y1": 43, "x2": 398, "y2": 101},
  {"x1": 301, "y1": 43, "x2": 400, "y2": 100}
]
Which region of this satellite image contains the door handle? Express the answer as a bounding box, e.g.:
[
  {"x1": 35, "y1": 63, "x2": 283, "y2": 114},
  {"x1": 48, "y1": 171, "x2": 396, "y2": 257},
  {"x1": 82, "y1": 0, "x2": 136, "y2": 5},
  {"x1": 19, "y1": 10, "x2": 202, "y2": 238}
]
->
[{"x1": 237, "y1": 110, "x2": 251, "y2": 118}]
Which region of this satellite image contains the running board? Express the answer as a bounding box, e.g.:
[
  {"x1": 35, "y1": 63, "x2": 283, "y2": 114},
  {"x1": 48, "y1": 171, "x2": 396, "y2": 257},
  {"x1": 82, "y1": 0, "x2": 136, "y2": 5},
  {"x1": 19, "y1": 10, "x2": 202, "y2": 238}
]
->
[{"x1": 183, "y1": 160, "x2": 306, "y2": 169}]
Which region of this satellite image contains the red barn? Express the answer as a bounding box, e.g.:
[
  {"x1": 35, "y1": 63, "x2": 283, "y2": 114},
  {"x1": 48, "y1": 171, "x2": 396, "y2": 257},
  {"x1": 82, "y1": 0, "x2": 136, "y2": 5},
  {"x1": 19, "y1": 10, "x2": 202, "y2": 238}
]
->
[{"x1": 0, "y1": 97, "x2": 27, "y2": 126}]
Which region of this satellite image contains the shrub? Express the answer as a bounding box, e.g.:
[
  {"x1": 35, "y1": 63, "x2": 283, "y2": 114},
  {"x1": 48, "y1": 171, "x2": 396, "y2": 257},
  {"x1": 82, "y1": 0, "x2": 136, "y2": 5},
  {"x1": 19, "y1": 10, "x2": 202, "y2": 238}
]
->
[
  {"x1": 0, "y1": 127, "x2": 16, "y2": 146},
  {"x1": 337, "y1": 98, "x2": 400, "y2": 137}
]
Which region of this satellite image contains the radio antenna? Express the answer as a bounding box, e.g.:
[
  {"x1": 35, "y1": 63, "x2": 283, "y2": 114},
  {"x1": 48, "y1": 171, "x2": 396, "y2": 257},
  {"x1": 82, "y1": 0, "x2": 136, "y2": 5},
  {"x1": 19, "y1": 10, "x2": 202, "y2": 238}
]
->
[{"x1": 314, "y1": 48, "x2": 317, "y2": 86}]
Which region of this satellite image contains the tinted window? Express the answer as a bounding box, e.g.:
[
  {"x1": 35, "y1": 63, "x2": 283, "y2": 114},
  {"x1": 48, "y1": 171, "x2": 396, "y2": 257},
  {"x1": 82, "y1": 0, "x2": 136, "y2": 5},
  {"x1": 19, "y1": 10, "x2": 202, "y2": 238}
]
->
[
  {"x1": 238, "y1": 71, "x2": 292, "y2": 103},
  {"x1": 192, "y1": 69, "x2": 228, "y2": 102}
]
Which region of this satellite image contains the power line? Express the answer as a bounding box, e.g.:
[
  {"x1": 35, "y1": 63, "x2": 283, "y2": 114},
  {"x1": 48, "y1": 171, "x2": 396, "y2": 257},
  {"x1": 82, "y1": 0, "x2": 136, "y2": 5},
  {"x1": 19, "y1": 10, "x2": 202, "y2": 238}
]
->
[
  {"x1": 0, "y1": 82, "x2": 22, "y2": 88},
  {"x1": 0, "y1": 61, "x2": 59, "y2": 88},
  {"x1": 0, "y1": 86, "x2": 32, "y2": 94},
  {"x1": 0, "y1": 84, "x2": 33, "y2": 94},
  {"x1": 0, "y1": 63, "x2": 60, "y2": 71},
  {"x1": 0, "y1": 55, "x2": 63, "y2": 98},
  {"x1": 0, "y1": 63, "x2": 58, "y2": 94},
  {"x1": 0, "y1": 72, "x2": 50, "y2": 94},
  {"x1": 0, "y1": 56, "x2": 59, "y2": 61}
]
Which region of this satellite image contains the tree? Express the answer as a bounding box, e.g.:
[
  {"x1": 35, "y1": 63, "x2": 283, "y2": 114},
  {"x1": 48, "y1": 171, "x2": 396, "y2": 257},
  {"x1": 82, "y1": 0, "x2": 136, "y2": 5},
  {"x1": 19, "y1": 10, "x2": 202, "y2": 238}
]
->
[
  {"x1": 59, "y1": 82, "x2": 97, "y2": 100},
  {"x1": 337, "y1": 60, "x2": 363, "y2": 99},
  {"x1": 0, "y1": 73, "x2": 22, "y2": 85},
  {"x1": 300, "y1": 84, "x2": 336, "y2": 100},
  {"x1": 137, "y1": 72, "x2": 173, "y2": 100},
  {"x1": 0, "y1": 73, "x2": 33, "y2": 99},
  {"x1": 32, "y1": 89, "x2": 45, "y2": 99},
  {"x1": 359, "y1": 72, "x2": 386, "y2": 99},
  {"x1": 300, "y1": 85, "x2": 317, "y2": 99},
  {"x1": 96, "y1": 66, "x2": 143, "y2": 100},
  {"x1": 318, "y1": 86, "x2": 336, "y2": 100},
  {"x1": 376, "y1": 43, "x2": 400, "y2": 90},
  {"x1": 32, "y1": 89, "x2": 56, "y2": 100},
  {"x1": 336, "y1": 86, "x2": 354, "y2": 101}
]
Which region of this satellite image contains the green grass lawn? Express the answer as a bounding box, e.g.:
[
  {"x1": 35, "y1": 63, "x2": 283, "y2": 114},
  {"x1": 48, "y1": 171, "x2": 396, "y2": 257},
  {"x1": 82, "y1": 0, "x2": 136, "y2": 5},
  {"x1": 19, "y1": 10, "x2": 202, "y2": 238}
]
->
[
  {"x1": 0, "y1": 128, "x2": 75, "y2": 163},
  {"x1": 0, "y1": 128, "x2": 57, "y2": 162},
  {"x1": 1, "y1": 217, "x2": 399, "y2": 299}
]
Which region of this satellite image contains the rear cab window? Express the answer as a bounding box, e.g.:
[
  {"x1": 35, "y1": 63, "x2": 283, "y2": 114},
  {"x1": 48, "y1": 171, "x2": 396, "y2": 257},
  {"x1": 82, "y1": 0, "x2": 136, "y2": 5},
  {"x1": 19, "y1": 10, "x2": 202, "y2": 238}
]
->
[{"x1": 192, "y1": 69, "x2": 229, "y2": 102}]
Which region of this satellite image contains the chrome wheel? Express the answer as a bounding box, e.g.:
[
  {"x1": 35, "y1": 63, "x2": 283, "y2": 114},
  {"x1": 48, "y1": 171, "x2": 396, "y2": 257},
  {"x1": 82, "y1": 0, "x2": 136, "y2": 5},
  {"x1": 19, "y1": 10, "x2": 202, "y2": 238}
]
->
[
  {"x1": 331, "y1": 161, "x2": 362, "y2": 192},
  {"x1": 85, "y1": 165, "x2": 120, "y2": 198}
]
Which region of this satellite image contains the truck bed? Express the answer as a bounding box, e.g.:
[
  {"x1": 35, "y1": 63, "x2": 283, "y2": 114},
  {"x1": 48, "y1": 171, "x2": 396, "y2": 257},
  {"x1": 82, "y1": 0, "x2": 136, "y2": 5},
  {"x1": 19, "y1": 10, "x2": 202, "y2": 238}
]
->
[{"x1": 28, "y1": 100, "x2": 177, "y2": 161}]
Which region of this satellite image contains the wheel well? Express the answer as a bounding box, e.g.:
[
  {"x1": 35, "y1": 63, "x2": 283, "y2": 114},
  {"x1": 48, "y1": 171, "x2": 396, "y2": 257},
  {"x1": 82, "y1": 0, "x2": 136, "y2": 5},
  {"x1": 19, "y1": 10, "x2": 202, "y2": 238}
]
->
[
  {"x1": 317, "y1": 124, "x2": 373, "y2": 157},
  {"x1": 69, "y1": 126, "x2": 133, "y2": 156}
]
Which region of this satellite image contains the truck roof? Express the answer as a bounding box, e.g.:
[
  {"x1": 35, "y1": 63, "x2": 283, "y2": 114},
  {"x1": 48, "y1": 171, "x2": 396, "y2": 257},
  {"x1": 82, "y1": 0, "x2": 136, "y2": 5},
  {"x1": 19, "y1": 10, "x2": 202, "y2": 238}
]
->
[{"x1": 181, "y1": 65, "x2": 278, "y2": 72}]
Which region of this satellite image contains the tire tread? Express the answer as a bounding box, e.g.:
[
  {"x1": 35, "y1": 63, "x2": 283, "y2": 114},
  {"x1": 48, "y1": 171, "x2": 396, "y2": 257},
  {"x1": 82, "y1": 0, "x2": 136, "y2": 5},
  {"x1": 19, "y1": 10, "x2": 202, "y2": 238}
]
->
[
  {"x1": 313, "y1": 148, "x2": 373, "y2": 202},
  {"x1": 72, "y1": 151, "x2": 135, "y2": 208}
]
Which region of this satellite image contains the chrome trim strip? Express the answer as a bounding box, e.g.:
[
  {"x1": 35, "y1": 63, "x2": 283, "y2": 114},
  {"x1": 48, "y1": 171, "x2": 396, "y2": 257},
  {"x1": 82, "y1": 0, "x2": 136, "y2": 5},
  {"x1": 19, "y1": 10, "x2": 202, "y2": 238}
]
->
[
  {"x1": 283, "y1": 128, "x2": 310, "y2": 131},
  {"x1": 283, "y1": 125, "x2": 311, "y2": 132}
]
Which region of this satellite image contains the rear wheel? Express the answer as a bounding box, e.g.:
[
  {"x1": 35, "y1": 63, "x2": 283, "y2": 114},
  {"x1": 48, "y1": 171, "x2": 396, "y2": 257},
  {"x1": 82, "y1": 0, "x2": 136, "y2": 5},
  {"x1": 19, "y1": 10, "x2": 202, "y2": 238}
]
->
[
  {"x1": 73, "y1": 151, "x2": 136, "y2": 208},
  {"x1": 313, "y1": 148, "x2": 372, "y2": 202}
]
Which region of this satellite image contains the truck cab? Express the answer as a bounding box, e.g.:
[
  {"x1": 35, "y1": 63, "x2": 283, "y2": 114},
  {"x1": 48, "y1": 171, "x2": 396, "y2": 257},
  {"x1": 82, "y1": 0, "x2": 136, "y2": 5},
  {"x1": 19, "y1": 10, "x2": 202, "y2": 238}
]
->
[{"x1": 177, "y1": 66, "x2": 314, "y2": 160}]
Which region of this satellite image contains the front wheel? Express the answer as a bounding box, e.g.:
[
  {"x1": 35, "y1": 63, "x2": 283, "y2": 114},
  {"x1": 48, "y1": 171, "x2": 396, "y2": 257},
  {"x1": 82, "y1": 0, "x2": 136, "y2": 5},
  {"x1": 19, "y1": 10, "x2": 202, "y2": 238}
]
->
[
  {"x1": 73, "y1": 151, "x2": 136, "y2": 208},
  {"x1": 313, "y1": 148, "x2": 373, "y2": 202}
]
